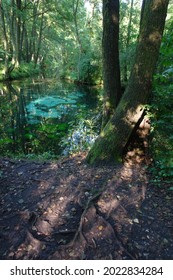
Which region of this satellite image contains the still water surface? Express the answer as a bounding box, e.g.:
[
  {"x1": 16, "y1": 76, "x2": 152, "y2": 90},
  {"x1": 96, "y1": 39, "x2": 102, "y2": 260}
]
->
[{"x1": 0, "y1": 78, "x2": 101, "y2": 157}]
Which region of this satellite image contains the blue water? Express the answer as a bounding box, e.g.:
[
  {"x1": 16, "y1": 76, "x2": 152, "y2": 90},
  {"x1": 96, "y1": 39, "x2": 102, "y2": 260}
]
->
[{"x1": 0, "y1": 78, "x2": 101, "y2": 156}]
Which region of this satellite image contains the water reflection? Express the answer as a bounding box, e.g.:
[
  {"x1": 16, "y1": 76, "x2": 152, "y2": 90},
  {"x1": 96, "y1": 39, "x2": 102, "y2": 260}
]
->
[{"x1": 0, "y1": 79, "x2": 101, "y2": 156}]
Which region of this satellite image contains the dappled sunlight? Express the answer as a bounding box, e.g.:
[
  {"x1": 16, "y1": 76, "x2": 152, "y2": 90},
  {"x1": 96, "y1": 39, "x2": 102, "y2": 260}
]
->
[
  {"x1": 14, "y1": 229, "x2": 43, "y2": 260},
  {"x1": 0, "y1": 0, "x2": 171, "y2": 261},
  {"x1": 125, "y1": 148, "x2": 145, "y2": 165},
  {"x1": 97, "y1": 197, "x2": 120, "y2": 218},
  {"x1": 1, "y1": 154, "x2": 121, "y2": 259},
  {"x1": 149, "y1": 31, "x2": 161, "y2": 44},
  {"x1": 95, "y1": 162, "x2": 148, "y2": 258},
  {"x1": 112, "y1": 14, "x2": 119, "y2": 24},
  {"x1": 1, "y1": 145, "x2": 172, "y2": 259},
  {"x1": 0, "y1": 102, "x2": 151, "y2": 259},
  {"x1": 125, "y1": 105, "x2": 144, "y2": 127},
  {"x1": 152, "y1": 0, "x2": 163, "y2": 11}
]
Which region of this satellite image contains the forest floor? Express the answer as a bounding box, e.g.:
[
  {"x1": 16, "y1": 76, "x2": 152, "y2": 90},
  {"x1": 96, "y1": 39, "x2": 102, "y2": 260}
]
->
[{"x1": 0, "y1": 131, "x2": 173, "y2": 260}]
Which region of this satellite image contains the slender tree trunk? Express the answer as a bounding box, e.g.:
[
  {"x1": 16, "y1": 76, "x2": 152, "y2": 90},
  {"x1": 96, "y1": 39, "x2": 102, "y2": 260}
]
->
[
  {"x1": 9, "y1": 0, "x2": 20, "y2": 66},
  {"x1": 34, "y1": 11, "x2": 44, "y2": 66},
  {"x1": 124, "y1": 0, "x2": 134, "y2": 82},
  {"x1": 29, "y1": 0, "x2": 39, "y2": 62},
  {"x1": 87, "y1": 0, "x2": 169, "y2": 164},
  {"x1": 0, "y1": 0, "x2": 11, "y2": 78},
  {"x1": 21, "y1": 0, "x2": 29, "y2": 62},
  {"x1": 73, "y1": 0, "x2": 83, "y2": 81},
  {"x1": 23, "y1": 25, "x2": 30, "y2": 62},
  {"x1": 15, "y1": 0, "x2": 22, "y2": 65},
  {"x1": 102, "y1": 0, "x2": 122, "y2": 128},
  {"x1": 73, "y1": 0, "x2": 83, "y2": 52}
]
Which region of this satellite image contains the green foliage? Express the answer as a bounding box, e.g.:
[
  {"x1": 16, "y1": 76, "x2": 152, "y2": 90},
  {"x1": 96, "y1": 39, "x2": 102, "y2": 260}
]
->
[
  {"x1": 150, "y1": 83, "x2": 173, "y2": 184},
  {"x1": 142, "y1": 8, "x2": 173, "y2": 187},
  {"x1": 150, "y1": 21, "x2": 173, "y2": 185},
  {"x1": 0, "y1": 0, "x2": 140, "y2": 85},
  {"x1": 119, "y1": 0, "x2": 141, "y2": 82},
  {"x1": 10, "y1": 63, "x2": 40, "y2": 80},
  {"x1": 2, "y1": 151, "x2": 59, "y2": 161},
  {"x1": 75, "y1": 54, "x2": 102, "y2": 85},
  {"x1": 60, "y1": 111, "x2": 101, "y2": 155},
  {"x1": 158, "y1": 34, "x2": 173, "y2": 73},
  {"x1": 42, "y1": 0, "x2": 102, "y2": 85}
]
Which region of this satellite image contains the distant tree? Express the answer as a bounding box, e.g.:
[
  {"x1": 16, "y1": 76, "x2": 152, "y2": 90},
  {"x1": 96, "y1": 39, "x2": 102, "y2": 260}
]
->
[
  {"x1": 0, "y1": 0, "x2": 47, "y2": 72},
  {"x1": 0, "y1": 0, "x2": 11, "y2": 78},
  {"x1": 0, "y1": 0, "x2": 102, "y2": 82},
  {"x1": 87, "y1": 0, "x2": 169, "y2": 164},
  {"x1": 123, "y1": 0, "x2": 134, "y2": 82},
  {"x1": 119, "y1": 0, "x2": 141, "y2": 84}
]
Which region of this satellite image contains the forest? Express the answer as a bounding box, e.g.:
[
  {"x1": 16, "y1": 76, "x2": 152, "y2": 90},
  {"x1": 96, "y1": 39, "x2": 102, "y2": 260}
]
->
[{"x1": 0, "y1": 0, "x2": 173, "y2": 260}]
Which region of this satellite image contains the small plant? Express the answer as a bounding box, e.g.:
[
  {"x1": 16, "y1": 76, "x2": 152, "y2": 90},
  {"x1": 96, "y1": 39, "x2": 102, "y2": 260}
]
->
[
  {"x1": 10, "y1": 63, "x2": 40, "y2": 80},
  {"x1": 150, "y1": 75, "x2": 173, "y2": 186},
  {"x1": 60, "y1": 114, "x2": 100, "y2": 156},
  {"x1": 24, "y1": 151, "x2": 59, "y2": 161}
]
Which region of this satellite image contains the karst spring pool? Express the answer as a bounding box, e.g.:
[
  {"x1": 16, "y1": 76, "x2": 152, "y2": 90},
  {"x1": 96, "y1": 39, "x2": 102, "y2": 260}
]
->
[{"x1": 0, "y1": 78, "x2": 102, "y2": 158}]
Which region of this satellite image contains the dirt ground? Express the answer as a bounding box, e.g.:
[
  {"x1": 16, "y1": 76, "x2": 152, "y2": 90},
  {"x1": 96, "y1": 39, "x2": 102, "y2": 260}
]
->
[{"x1": 0, "y1": 133, "x2": 173, "y2": 260}]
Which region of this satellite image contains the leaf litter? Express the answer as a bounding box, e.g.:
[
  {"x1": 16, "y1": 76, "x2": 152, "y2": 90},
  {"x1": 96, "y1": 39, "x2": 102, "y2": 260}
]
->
[{"x1": 0, "y1": 130, "x2": 173, "y2": 260}]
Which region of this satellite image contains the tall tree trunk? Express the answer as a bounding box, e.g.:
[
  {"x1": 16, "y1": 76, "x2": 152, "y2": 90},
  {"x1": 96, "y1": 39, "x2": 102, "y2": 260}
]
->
[
  {"x1": 102, "y1": 0, "x2": 121, "y2": 128},
  {"x1": 0, "y1": 0, "x2": 11, "y2": 78},
  {"x1": 123, "y1": 0, "x2": 134, "y2": 82},
  {"x1": 9, "y1": 0, "x2": 20, "y2": 66},
  {"x1": 34, "y1": 11, "x2": 44, "y2": 66},
  {"x1": 73, "y1": 0, "x2": 83, "y2": 52},
  {"x1": 29, "y1": 0, "x2": 39, "y2": 62},
  {"x1": 73, "y1": 0, "x2": 83, "y2": 81},
  {"x1": 15, "y1": 0, "x2": 22, "y2": 65},
  {"x1": 87, "y1": 0, "x2": 169, "y2": 164},
  {"x1": 23, "y1": 25, "x2": 30, "y2": 62}
]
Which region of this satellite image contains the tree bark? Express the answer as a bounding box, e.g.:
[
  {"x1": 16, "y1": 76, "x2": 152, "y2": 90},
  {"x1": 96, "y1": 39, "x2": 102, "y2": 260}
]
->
[
  {"x1": 73, "y1": 0, "x2": 84, "y2": 81},
  {"x1": 87, "y1": 0, "x2": 169, "y2": 164},
  {"x1": 123, "y1": 0, "x2": 134, "y2": 82},
  {"x1": 102, "y1": 0, "x2": 121, "y2": 128},
  {"x1": 0, "y1": 0, "x2": 11, "y2": 78},
  {"x1": 15, "y1": 0, "x2": 22, "y2": 65},
  {"x1": 29, "y1": 0, "x2": 40, "y2": 62},
  {"x1": 34, "y1": 11, "x2": 44, "y2": 66}
]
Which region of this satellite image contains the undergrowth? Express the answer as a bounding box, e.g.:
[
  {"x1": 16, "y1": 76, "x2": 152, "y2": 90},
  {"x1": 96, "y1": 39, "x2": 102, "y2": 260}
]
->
[
  {"x1": 0, "y1": 63, "x2": 40, "y2": 81},
  {"x1": 149, "y1": 19, "x2": 173, "y2": 188},
  {"x1": 150, "y1": 73, "x2": 173, "y2": 188},
  {"x1": 10, "y1": 63, "x2": 40, "y2": 80},
  {"x1": 0, "y1": 151, "x2": 59, "y2": 162}
]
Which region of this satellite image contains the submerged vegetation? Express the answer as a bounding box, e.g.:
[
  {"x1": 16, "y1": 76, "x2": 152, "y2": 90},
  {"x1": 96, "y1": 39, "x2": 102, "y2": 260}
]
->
[{"x1": 0, "y1": 79, "x2": 101, "y2": 158}]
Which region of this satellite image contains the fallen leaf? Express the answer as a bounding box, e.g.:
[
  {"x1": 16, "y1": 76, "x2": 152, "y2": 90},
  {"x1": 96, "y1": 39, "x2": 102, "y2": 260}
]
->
[
  {"x1": 133, "y1": 218, "x2": 139, "y2": 224},
  {"x1": 98, "y1": 225, "x2": 104, "y2": 231}
]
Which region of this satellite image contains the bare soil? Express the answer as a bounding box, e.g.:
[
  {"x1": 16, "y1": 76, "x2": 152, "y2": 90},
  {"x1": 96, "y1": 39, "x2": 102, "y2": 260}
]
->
[{"x1": 0, "y1": 132, "x2": 173, "y2": 260}]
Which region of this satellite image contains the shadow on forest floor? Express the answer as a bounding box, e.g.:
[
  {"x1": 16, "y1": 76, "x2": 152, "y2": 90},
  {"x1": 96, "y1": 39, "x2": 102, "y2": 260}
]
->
[{"x1": 0, "y1": 130, "x2": 173, "y2": 260}]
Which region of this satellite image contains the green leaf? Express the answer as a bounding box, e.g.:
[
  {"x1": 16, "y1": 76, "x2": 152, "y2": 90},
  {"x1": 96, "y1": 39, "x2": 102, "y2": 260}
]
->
[{"x1": 24, "y1": 133, "x2": 34, "y2": 139}]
